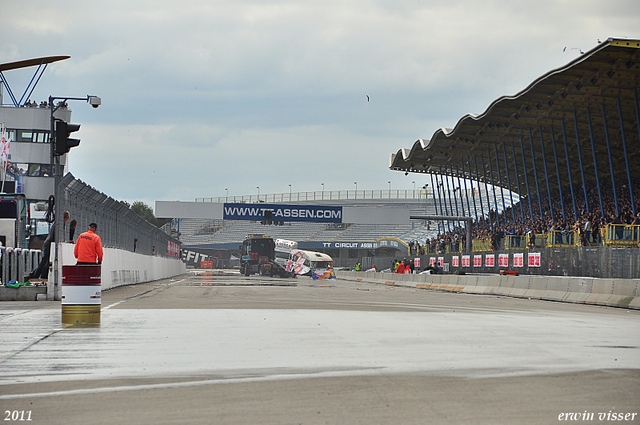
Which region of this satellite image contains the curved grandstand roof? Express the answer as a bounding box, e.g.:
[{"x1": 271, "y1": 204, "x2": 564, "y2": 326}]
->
[{"x1": 390, "y1": 38, "x2": 640, "y2": 195}]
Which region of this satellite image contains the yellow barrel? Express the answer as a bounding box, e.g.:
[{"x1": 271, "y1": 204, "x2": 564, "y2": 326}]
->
[{"x1": 61, "y1": 265, "x2": 101, "y2": 327}]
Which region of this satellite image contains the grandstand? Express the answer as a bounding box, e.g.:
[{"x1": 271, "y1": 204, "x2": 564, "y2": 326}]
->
[
  {"x1": 169, "y1": 38, "x2": 639, "y2": 277},
  {"x1": 172, "y1": 188, "x2": 516, "y2": 268}
]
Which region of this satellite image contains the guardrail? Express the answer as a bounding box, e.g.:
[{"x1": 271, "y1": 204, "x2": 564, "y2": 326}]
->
[{"x1": 337, "y1": 270, "x2": 640, "y2": 310}]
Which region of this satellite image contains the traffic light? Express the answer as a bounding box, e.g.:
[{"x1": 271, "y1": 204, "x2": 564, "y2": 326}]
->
[{"x1": 54, "y1": 120, "x2": 81, "y2": 155}]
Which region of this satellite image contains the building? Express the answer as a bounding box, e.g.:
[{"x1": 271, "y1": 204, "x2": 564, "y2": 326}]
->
[{"x1": 0, "y1": 56, "x2": 73, "y2": 247}]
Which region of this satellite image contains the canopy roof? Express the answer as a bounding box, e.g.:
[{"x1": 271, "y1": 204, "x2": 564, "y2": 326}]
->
[
  {"x1": 390, "y1": 38, "x2": 640, "y2": 195},
  {"x1": 0, "y1": 56, "x2": 70, "y2": 72}
]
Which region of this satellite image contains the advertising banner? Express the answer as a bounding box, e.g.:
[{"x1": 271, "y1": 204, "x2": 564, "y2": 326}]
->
[
  {"x1": 452, "y1": 256, "x2": 459, "y2": 267},
  {"x1": 485, "y1": 254, "x2": 495, "y2": 267},
  {"x1": 528, "y1": 252, "x2": 541, "y2": 267},
  {"x1": 223, "y1": 203, "x2": 342, "y2": 223},
  {"x1": 513, "y1": 253, "x2": 524, "y2": 267},
  {"x1": 498, "y1": 253, "x2": 509, "y2": 267},
  {"x1": 462, "y1": 255, "x2": 470, "y2": 267}
]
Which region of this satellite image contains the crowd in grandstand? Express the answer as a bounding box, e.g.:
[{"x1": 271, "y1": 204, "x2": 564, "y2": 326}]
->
[{"x1": 423, "y1": 178, "x2": 640, "y2": 253}]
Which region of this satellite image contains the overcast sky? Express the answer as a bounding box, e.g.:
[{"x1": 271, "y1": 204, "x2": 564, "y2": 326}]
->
[{"x1": 2, "y1": 0, "x2": 638, "y2": 208}]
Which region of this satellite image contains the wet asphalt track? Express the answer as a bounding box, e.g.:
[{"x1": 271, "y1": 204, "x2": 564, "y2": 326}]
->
[{"x1": 1, "y1": 270, "x2": 639, "y2": 424}]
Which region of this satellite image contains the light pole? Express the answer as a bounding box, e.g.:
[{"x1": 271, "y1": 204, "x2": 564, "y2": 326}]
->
[
  {"x1": 256, "y1": 186, "x2": 260, "y2": 201},
  {"x1": 49, "y1": 94, "x2": 101, "y2": 301}
]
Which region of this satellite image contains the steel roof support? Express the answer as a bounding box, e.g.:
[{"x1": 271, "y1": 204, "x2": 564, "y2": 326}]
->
[
  {"x1": 493, "y1": 142, "x2": 507, "y2": 224},
  {"x1": 572, "y1": 111, "x2": 590, "y2": 214},
  {"x1": 486, "y1": 148, "x2": 500, "y2": 227},
  {"x1": 519, "y1": 136, "x2": 534, "y2": 220},
  {"x1": 586, "y1": 107, "x2": 605, "y2": 220},
  {"x1": 446, "y1": 166, "x2": 458, "y2": 217},
  {"x1": 455, "y1": 164, "x2": 465, "y2": 217},
  {"x1": 480, "y1": 155, "x2": 493, "y2": 231},
  {"x1": 601, "y1": 103, "x2": 619, "y2": 217},
  {"x1": 430, "y1": 173, "x2": 443, "y2": 234},
  {"x1": 550, "y1": 125, "x2": 566, "y2": 222},
  {"x1": 18, "y1": 62, "x2": 48, "y2": 106},
  {"x1": 465, "y1": 156, "x2": 480, "y2": 224},
  {"x1": 528, "y1": 128, "x2": 544, "y2": 221},
  {"x1": 539, "y1": 127, "x2": 554, "y2": 222},
  {"x1": 560, "y1": 119, "x2": 578, "y2": 222},
  {"x1": 0, "y1": 72, "x2": 18, "y2": 106},
  {"x1": 442, "y1": 171, "x2": 453, "y2": 232},
  {"x1": 473, "y1": 155, "x2": 486, "y2": 230},
  {"x1": 502, "y1": 143, "x2": 516, "y2": 224},
  {"x1": 440, "y1": 167, "x2": 452, "y2": 218},
  {"x1": 617, "y1": 96, "x2": 636, "y2": 216},
  {"x1": 511, "y1": 143, "x2": 525, "y2": 223}
]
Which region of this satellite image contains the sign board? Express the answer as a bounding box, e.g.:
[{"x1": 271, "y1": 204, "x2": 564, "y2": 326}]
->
[
  {"x1": 513, "y1": 253, "x2": 524, "y2": 267},
  {"x1": 485, "y1": 254, "x2": 495, "y2": 267},
  {"x1": 223, "y1": 203, "x2": 343, "y2": 223},
  {"x1": 528, "y1": 252, "x2": 541, "y2": 267}
]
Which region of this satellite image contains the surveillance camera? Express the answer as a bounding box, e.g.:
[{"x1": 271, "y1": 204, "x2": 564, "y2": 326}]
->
[{"x1": 88, "y1": 96, "x2": 101, "y2": 108}]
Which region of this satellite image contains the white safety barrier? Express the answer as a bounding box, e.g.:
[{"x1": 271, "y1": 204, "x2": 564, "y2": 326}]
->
[
  {"x1": 337, "y1": 271, "x2": 640, "y2": 310},
  {"x1": 47, "y1": 243, "x2": 186, "y2": 300}
]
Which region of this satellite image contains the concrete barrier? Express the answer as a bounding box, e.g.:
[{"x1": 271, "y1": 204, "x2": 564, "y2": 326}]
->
[
  {"x1": 336, "y1": 271, "x2": 640, "y2": 310},
  {"x1": 43, "y1": 243, "x2": 187, "y2": 300}
]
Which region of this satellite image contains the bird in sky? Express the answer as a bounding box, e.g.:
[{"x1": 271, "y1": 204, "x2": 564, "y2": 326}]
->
[{"x1": 366, "y1": 95, "x2": 370, "y2": 102}]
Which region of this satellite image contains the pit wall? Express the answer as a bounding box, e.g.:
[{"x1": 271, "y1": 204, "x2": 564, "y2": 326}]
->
[
  {"x1": 48, "y1": 243, "x2": 186, "y2": 299},
  {"x1": 336, "y1": 271, "x2": 640, "y2": 310}
]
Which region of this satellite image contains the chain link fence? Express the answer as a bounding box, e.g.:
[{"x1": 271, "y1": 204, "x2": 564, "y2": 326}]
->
[
  {"x1": 362, "y1": 246, "x2": 640, "y2": 279},
  {"x1": 59, "y1": 173, "x2": 181, "y2": 257}
]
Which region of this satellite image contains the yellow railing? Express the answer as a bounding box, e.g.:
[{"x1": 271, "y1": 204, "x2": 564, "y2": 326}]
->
[
  {"x1": 547, "y1": 230, "x2": 575, "y2": 247},
  {"x1": 504, "y1": 235, "x2": 527, "y2": 250},
  {"x1": 472, "y1": 239, "x2": 491, "y2": 252},
  {"x1": 602, "y1": 224, "x2": 640, "y2": 247}
]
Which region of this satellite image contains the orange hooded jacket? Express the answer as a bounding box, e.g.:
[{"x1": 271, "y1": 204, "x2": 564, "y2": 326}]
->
[{"x1": 74, "y1": 229, "x2": 103, "y2": 263}]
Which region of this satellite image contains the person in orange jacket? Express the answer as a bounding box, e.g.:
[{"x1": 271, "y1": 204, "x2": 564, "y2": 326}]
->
[{"x1": 74, "y1": 223, "x2": 103, "y2": 265}]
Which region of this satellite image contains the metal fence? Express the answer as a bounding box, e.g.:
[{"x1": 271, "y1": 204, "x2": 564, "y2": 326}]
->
[
  {"x1": 0, "y1": 248, "x2": 42, "y2": 284},
  {"x1": 361, "y1": 246, "x2": 640, "y2": 279},
  {"x1": 59, "y1": 173, "x2": 181, "y2": 257}
]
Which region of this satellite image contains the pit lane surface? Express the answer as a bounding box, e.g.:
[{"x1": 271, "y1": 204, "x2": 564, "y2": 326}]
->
[{"x1": 1, "y1": 271, "x2": 639, "y2": 424}]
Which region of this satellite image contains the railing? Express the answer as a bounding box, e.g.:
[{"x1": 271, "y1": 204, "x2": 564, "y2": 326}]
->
[
  {"x1": 472, "y1": 239, "x2": 492, "y2": 252},
  {"x1": 196, "y1": 189, "x2": 435, "y2": 204},
  {"x1": 504, "y1": 235, "x2": 527, "y2": 249},
  {"x1": 547, "y1": 230, "x2": 575, "y2": 247},
  {"x1": 1, "y1": 248, "x2": 42, "y2": 284},
  {"x1": 472, "y1": 226, "x2": 640, "y2": 252},
  {"x1": 447, "y1": 242, "x2": 462, "y2": 253},
  {"x1": 603, "y1": 224, "x2": 640, "y2": 247}
]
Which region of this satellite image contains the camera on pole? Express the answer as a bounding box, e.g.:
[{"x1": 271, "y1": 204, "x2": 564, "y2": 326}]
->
[{"x1": 54, "y1": 119, "x2": 81, "y2": 155}]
